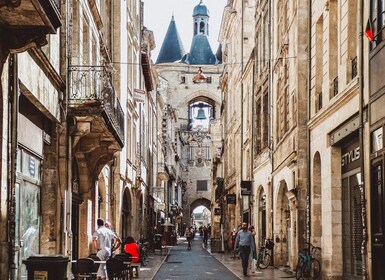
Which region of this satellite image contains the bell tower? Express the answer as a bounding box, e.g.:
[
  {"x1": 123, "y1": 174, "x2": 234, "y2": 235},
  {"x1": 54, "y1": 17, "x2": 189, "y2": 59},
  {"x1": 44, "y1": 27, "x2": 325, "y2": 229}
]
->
[{"x1": 193, "y1": 0, "x2": 210, "y2": 37}]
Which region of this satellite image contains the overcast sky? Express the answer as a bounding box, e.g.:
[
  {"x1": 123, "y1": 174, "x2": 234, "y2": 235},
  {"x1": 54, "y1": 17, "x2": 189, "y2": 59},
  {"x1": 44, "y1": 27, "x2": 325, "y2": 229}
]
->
[{"x1": 143, "y1": 0, "x2": 228, "y2": 62}]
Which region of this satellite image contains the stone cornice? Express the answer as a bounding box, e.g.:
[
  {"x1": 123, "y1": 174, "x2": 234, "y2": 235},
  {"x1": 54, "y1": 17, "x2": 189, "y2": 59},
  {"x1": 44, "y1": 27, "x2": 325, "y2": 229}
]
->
[{"x1": 308, "y1": 77, "x2": 359, "y2": 130}]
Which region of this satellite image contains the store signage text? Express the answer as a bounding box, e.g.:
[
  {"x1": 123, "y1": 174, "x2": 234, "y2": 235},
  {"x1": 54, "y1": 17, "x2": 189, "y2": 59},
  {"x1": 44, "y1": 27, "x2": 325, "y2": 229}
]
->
[{"x1": 341, "y1": 147, "x2": 360, "y2": 167}]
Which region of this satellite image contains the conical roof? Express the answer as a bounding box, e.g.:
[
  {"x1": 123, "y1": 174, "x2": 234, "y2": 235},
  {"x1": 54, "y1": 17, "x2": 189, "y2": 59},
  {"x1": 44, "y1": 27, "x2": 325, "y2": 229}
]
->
[
  {"x1": 156, "y1": 16, "x2": 186, "y2": 64},
  {"x1": 181, "y1": 35, "x2": 217, "y2": 65}
]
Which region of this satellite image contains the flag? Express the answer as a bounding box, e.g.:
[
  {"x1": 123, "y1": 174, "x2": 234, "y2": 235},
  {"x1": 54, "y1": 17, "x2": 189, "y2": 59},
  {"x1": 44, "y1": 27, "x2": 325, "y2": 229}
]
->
[{"x1": 365, "y1": 18, "x2": 375, "y2": 42}]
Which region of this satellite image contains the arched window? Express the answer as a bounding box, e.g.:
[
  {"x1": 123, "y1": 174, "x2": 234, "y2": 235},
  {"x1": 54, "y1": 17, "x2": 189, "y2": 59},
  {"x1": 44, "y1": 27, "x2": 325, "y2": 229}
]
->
[{"x1": 200, "y1": 21, "x2": 205, "y2": 34}]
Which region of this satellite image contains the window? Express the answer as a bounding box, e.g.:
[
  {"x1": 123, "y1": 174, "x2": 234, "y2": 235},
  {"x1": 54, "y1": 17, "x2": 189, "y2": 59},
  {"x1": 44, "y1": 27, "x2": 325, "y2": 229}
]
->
[
  {"x1": 370, "y1": 0, "x2": 385, "y2": 45},
  {"x1": 197, "y1": 180, "x2": 208, "y2": 191},
  {"x1": 372, "y1": 126, "x2": 383, "y2": 152}
]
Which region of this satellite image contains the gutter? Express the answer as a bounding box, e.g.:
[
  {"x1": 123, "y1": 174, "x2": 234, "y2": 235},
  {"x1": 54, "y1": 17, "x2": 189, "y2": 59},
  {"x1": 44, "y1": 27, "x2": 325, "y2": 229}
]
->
[{"x1": 306, "y1": 0, "x2": 312, "y2": 245}]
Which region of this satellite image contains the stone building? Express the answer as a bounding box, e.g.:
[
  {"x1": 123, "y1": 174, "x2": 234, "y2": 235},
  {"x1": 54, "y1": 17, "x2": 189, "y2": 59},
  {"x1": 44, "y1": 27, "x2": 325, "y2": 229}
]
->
[
  {"x1": 367, "y1": 1, "x2": 385, "y2": 279},
  {"x1": 155, "y1": 0, "x2": 223, "y2": 236},
  {"x1": 217, "y1": 0, "x2": 376, "y2": 279},
  {"x1": 0, "y1": 1, "x2": 62, "y2": 278},
  {"x1": 0, "y1": 1, "x2": 157, "y2": 279}
]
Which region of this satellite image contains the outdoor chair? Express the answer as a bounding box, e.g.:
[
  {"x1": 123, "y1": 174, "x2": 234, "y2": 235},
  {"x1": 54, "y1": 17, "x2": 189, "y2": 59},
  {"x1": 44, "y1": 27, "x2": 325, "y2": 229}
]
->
[
  {"x1": 87, "y1": 254, "x2": 101, "y2": 275},
  {"x1": 106, "y1": 257, "x2": 129, "y2": 280},
  {"x1": 76, "y1": 258, "x2": 96, "y2": 280}
]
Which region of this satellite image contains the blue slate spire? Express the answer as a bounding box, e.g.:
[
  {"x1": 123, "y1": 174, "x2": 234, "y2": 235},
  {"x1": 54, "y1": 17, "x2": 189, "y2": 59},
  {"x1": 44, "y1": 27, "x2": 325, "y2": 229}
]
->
[{"x1": 156, "y1": 16, "x2": 186, "y2": 64}]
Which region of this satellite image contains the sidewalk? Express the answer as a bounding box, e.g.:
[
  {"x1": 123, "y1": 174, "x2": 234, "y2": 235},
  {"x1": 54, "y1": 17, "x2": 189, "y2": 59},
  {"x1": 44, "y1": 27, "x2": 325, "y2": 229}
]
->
[{"x1": 135, "y1": 248, "x2": 168, "y2": 279}]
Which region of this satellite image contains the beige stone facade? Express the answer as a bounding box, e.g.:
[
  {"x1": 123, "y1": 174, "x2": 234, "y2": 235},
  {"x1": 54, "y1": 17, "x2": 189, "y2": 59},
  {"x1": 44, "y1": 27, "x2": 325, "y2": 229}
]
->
[{"x1": 218, "y1": 0, "x2": 375, "y2": 279}]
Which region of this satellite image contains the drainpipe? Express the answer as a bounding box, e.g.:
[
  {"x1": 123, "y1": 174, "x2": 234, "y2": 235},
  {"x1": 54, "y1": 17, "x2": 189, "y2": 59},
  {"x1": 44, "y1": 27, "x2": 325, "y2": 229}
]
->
[
  {"x1": 240, "y1": 0, "x2": 245, "y2": 223},
  {"x1": 358, "y1": 0, "x2": 367, "y2": 278},
  {"x1": 268, "y1": 0, "x2": 274, "y2": 247},
  {"x1": 306, "y1": 0, "x2": 312, "y2": 246},
  {"x1": 64, "y1": 0, "x2": 73, "y2": 260},
  {"x1": 8, "y1": 53, "x2": 18, "y2": 280}
]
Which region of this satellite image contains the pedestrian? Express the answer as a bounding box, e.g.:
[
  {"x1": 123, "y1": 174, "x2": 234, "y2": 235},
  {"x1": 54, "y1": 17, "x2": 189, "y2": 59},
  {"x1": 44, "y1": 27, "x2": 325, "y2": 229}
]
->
[
  {"x1": 203, "y1": 226, "x2": 209, "y2": 248},
  {"x1": 92, "y1": 218, "x2": 121, "y2": 280},
  {"x1": 234, "y1": 222, "x2": 256, "y2": 276},
  {"x1": 105, "y1": 221, "x2": 122, "y2": 257},
  {"x1": 249, "y1": 225, "x2": 257, "y2": 273},
  {"x1": 185, "y1": 227, "x2": 193, "y2": 250},
  {"x1": 123, "y1": 236, "x2": 140, "y2": 277},
  {"x1": 230, "y1": 228, "x2": 238, "y2": 258}
]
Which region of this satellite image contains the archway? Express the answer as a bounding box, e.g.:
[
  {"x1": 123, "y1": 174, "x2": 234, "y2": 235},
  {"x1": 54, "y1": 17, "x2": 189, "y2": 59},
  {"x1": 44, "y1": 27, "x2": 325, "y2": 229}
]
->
[
  {"x1": 188, "y1": 197, "x2": 211, "y2": 230},
  {"x1": 121, "y1": 188, "x2": 133, "y2": 240},
  {"x1": 275, "y1": 180, "x2": 290, "y2": 267}
]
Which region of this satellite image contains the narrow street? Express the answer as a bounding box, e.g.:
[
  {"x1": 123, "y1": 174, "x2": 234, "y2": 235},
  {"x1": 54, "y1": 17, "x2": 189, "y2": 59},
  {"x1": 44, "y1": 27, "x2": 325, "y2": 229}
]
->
[
  {"x1": 152, "y1": 234, "x2": 295, "y2": 279},
  {"x1": 153, "y1": 234, "x2": 238, "y2": 280}
]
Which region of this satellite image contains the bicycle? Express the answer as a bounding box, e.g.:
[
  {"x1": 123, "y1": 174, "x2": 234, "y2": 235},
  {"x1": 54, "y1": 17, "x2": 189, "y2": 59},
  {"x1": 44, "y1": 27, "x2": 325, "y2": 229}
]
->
[
  {"x1": 295, "y1": 243, "x2": 321, "y2": 279},
  {"x1": 256, "y1": 238, "x2": 274, "y2": 269}
]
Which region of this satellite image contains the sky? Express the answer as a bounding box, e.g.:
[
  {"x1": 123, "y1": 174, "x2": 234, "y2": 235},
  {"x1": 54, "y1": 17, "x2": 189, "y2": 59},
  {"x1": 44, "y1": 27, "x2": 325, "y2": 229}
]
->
[{"x1": 143, "y1": 0, "x2": 228, "y2": 62}]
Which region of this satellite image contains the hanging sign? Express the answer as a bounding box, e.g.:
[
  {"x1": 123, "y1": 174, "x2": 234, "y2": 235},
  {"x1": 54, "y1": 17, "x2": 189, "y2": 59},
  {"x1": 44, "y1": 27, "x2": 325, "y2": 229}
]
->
[
  {"x1": 241, "y1": 181, "x2": 252, "y2": 196},
  {"x1": 226, "y1": 194, "x2": 236, "y2": 204}
]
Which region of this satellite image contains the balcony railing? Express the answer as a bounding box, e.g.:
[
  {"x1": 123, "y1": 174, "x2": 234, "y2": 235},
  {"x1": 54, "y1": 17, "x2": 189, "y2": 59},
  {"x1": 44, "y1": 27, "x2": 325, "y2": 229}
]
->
[{"x1": 68, "y1": 65, "x2": 124, "y2": 146}]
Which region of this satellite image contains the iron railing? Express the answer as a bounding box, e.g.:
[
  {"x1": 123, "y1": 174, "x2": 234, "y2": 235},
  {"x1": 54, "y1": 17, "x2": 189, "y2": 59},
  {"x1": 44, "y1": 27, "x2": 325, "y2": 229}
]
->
[{"x1": 68, "y1": 65, "x2": 124, "y2": 145}]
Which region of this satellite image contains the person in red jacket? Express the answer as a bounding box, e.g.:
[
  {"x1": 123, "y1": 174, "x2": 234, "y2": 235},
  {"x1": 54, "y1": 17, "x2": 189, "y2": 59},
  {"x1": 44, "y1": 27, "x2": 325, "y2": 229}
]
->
[{"x1": 124, "y1": 236, "x2": 140, "y2": 277}]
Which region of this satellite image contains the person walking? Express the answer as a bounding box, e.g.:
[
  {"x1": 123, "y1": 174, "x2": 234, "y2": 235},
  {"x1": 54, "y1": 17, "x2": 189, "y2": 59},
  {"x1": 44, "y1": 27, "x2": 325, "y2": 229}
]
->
[
  {"x1": 234, "y1": 222, "x2": 256, "y2": 276},
  {"x1": 185, "y1": 227, "x2": 193, "y2": 250},
  {"x1": 92, "y1": 218, "x2": 121, "y2": 280},
  {"x1": 202, "y1": 226, "x2": 209, "y2": 248},
  {"x1": 249, "y1": 225, "x2": 257, "y2": 273}
]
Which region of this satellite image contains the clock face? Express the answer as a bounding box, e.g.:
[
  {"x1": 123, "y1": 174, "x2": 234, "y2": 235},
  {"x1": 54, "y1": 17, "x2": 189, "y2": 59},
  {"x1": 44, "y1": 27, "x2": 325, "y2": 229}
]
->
[{"x1": 196, "y1": 148, "x2": 204, "y2": 157}]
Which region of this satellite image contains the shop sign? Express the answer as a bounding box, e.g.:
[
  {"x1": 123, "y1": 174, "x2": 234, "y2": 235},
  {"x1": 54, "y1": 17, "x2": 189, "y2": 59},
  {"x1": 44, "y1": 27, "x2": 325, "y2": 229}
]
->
[
  {"x1": 226, "y1": 194, "x2": 236, "y2": 204},
  {"x1": 241, "y1": 181, "x2": 252, "y2": 196}
]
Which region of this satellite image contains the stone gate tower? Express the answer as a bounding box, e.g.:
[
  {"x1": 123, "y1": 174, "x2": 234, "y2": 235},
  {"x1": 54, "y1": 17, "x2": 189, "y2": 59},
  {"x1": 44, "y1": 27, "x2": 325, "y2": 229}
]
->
[{"x1": 155, "y1": 0, "x2": 223, "y2": 235}]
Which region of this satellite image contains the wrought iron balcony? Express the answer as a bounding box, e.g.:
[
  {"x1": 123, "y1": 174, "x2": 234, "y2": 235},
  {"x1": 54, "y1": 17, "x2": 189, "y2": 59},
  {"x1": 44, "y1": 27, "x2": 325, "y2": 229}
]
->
[
  {"x1": 68, "y1": 65, "x2": 124, "y2": 147},
  {"x1": 0, "y1": 0, "x2": 61, "y2": 33}
]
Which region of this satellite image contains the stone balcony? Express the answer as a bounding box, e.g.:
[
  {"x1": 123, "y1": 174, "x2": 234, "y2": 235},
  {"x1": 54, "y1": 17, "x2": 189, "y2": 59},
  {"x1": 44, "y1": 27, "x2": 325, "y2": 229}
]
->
[
  {"x1": 68, "y1": 65, "x2": 124, "y2": 171},
  {"x1": 0, "y1": 0, "x2": 61, "y2": 33}
]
